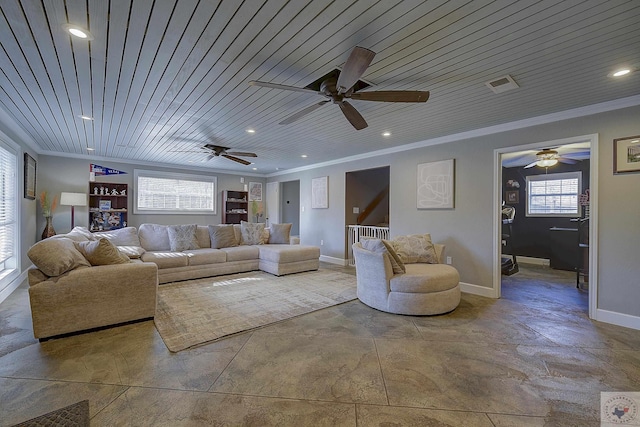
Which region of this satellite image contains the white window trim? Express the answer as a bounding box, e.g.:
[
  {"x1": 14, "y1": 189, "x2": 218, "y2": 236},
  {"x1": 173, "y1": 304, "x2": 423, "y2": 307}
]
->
[
  {"x1": 525, "y1": 171, "x2": 582, "y2": 217},
  {"x1": 134, "y1": 169, "x2": 217, "y2": 215},
  {"x1": 0, "y1": 136, "x2": 20, "y2": 295}
]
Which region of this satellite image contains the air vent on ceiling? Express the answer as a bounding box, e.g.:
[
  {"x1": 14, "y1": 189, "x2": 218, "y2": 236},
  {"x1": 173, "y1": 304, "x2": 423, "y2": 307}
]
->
[{"x1": 485, "y1": 75, "x2": 519, "y2": 94}]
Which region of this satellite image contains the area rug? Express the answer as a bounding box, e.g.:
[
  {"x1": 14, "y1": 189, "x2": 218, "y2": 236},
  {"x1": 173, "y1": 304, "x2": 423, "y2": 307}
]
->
[
  {"x1": 12, "y1": 400, "x2": 89, "y2": 427},
  {"x1": 154, "y1": 269, "x2": 357, "y2": 352}
]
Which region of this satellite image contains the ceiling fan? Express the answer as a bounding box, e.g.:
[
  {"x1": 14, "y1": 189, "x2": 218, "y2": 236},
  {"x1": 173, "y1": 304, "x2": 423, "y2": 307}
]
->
[
  {"x1": 524, "y1": 148, "x2": 579, "y2": 168},
  {"x1": 171, "y1": 144, "x2": 257, "y2": 165},
  {"x1": 248, "y1": 46, "x2": 430, "y2": 130}
]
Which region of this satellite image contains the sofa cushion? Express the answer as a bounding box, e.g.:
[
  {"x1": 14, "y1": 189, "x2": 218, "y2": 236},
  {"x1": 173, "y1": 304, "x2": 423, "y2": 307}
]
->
[
  {"x1": 93, "y1": 227, "x2": 141, "y2": 246},
  {"x1": 74, "y1": 238, "x2": 130, "y2": 266},
  {"x1": 138, "y1": 223, "x2": 171, "y2": 251},
  {"x1": 28, "y1": 237, "x2": 91, "y2": 277},
  {"x1": 195, "y1": 226, "x2": 211, "y2": 248},
  {"x1": 183, "y1": 248, "x2": 227, "y2": 266},
  {"x1": 268, "y1": 223, "x2": 292, "y2": 244},
  {"x1": 259, "y1": 244, "x2": 320, "y2": 263},
  {"x1": 361, "y1": 238, "x2": 405, "y2": 274},
  {"x1": 390, "y1": 263, "x2": 459, "y2": 293},
  {"x1": 140, "y1": 251, "x2": 189, "y2": 269},
  {"x1": 208, "y1": 224, "x2": 238, "y2": 249},
  {"x1": 221, "y1": 245, "x2": 260, "y2": 261},
  {"x1": 240, "y1": 221, "x2": 266, "y2": 245},
  {"x1": 391, "y1": 234, "x2": 438, "y2": 264},
  {"x1": 116, "y1": 245, "x2": 146, "y2": 259},
  {"x1": 52, "y1": 226, "x2": 97, "y2": 242},
  {"x1": 167, "y1": 224, "x2": 200, "y2": 252}
]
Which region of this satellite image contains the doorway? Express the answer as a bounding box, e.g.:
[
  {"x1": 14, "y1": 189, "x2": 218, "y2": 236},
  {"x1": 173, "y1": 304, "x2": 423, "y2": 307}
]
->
[
  {"x1": 493, "y1": 134, "x2": 598, "y2": 319},
  {"x1": 281, "y1": 180, "x2": 300, "y2": 236}
]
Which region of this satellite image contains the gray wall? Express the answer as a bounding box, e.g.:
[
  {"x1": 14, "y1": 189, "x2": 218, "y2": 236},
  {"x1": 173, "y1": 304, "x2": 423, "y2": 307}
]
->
[
  {"x1": 36, "y1": 156, "x2": 266, "y2": 235},
  {"x1": 269, "y1": 105, "x2": 640, "y2": 318}
]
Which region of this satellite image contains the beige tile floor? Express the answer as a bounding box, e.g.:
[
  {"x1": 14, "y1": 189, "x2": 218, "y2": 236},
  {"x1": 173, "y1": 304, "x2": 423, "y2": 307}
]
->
[{"x1": 1, "y1": 263, "x2": 639, "y2": 426}]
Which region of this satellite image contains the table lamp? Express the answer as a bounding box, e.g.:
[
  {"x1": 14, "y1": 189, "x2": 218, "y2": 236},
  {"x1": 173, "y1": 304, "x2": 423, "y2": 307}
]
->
[{"x1": 60, "y1": 192, "x2": 87, "y2": 229}]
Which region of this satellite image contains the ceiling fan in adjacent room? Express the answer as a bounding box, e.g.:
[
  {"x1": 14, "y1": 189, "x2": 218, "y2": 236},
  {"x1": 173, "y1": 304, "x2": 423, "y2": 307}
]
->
[
  {"x1": 170, "y1": 144, "x2": 257, "y2": 165},
  {"x1": 248, "y1": 46, "x2": 431, "y2": 130},
  {"x1": 524, "y1": 148, "x2": 580, "y2": 169}
]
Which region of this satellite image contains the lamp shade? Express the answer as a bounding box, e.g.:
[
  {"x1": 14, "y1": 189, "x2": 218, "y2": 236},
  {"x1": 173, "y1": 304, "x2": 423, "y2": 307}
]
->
[{"x1": 60, "y1": 192, "x2": 87, "y2": 206}]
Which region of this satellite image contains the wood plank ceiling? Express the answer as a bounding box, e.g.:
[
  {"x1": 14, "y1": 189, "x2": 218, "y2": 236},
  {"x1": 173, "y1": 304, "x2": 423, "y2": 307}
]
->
[{"x1": 0, "y1": 0, "x2": 638, "y2": 173}]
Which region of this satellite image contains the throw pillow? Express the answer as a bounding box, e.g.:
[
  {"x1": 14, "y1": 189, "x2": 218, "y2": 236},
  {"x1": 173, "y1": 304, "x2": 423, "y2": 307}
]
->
[
  {"x1": 75, "y1": 238, "x2": 130, "y2": 266},
  {"x1": 360, "y1": 238, "x2": 406, "y2": 274},
  {"x1": 240, "y1": 221, "x2": 266, "y2": 245},
  {"x1": 391, "y1": 233, "x2": 438, "y2": 264},
  {"x1": 115, "y1": 245, "x2": 146, "y2": 259},
  {"x1": 59, "y1": 226, "x2": 97, "y2": 242},
  {"x1": 208, "y1": 224, "x2": 238, "y2": 249},
  {"x1": 93, "y1": 227, "x2": 141, "y2": 246},
  {"x1": 27, "y1": 237, "x2": 91, "y2": 277},
  {"x1": 167, "y1": 224, "x2": 200, "y2": 252},
  {"x1": 268, "y1": 223, "x2": 292, "y2": 244}
]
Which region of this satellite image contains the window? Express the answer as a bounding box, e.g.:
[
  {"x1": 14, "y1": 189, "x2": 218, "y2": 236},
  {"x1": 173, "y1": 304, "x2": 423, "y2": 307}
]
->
[
  {"x1": 134, "y1": 169, "x2": 217, "y2": 214},
  {"x1": 526, "y1": 171, "x2": 581, "y2": 217},
  {"x1": 0, "y1": 140, "x2": 18, "y2": 279}
]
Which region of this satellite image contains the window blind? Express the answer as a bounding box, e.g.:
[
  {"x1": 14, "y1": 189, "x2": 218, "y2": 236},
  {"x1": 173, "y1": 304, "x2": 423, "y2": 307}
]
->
[{"x1": 0, "y1": 143, "x2": 17, "y2": 266}]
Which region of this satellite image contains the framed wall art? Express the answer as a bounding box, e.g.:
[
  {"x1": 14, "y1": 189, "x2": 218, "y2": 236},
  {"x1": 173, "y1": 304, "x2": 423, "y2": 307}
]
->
[
  {"x1": 417, "y1": 159, "x2": 455, "y2": 209},
  {"x1": 248, "y1": 182, "x2": 262, "y2": 201},
  {"x1": 505, "y1": 190, "x2": 519, "y2": 204},
  {"x1": 24, "y1": 153, "x2": 36, "y2": 199},
  {"x1": 613, "y1": 135, "x2": 640, "y2": 174},
  {"x1": 311, "y1": 176, "x2": 328, "y2": 209}
]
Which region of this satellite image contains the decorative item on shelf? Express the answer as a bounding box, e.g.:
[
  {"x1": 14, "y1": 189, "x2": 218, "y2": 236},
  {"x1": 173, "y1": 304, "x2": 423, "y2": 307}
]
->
[
  {"x1": 111, "y1": 188, "x2": 118, "y2": 195},
  {"x1": 39, "y1": 191, "x2": 57, "y2": 239},
  {"x1": 120, "y1": 189, "x2": 126, "y2": 196},
  {"x1": 99, "y1": 200, "x2": 111, "y2": 211},
  {"x1": 94, "y1": 187, "x2": 99, "y2": 195}
]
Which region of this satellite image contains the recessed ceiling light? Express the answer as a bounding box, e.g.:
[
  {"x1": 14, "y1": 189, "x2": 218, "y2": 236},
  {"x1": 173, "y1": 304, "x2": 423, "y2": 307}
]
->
[
  {"x1": 301, "y1": 155, "x2": 308, "y2": 158},
  {"x1": 252, "y1": 167, "x2": 257, "y2": 170},
  {"x1": 78, "y1": 115, "x2": 94, "y2": 120},
  {"x1": 246, "y1": 129, "x2": 256, "y2": 134},
  {"x1": 86, "y1": 147, "x2": 95, "y2": 151},
  {"x1": 382, "y1": 131, "x2": 391, "y2": 137},
  {"x1": 63, "y1": 24, "x2": 94, "y2": 40},
  {"x1": 611, "y1": 68, "x2": 632, "y2": 77}
]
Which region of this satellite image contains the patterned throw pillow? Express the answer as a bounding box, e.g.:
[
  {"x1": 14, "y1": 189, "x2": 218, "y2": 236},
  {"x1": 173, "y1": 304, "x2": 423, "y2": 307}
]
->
[
  {"x1": 75, "y1": 238, "x2": 130, "y2": 265},
  {"x1": 167, "y1": 224, "x2": 200, "y2": 252},
  {"x1": 240, "y1": 221, "x2": 266, "y2": 245},
  {"x1": 27, "y1": 237, "x2": 91, "y2": 277},
  {"x1": 268, "y1": 223, "x2": 292, "y2": 244},
  {"x1": 360, "y1": 238, "x2": 406, "y2": 274},
  {"x1": 391, "y1": 233, "x2": 438, "y2": 264},
  {"x1": 208, "y1": 224, "x2": 238, "y2": 248}
]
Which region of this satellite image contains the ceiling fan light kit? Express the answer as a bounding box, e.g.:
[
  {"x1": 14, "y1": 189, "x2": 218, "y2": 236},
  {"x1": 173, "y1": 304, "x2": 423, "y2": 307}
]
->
[{"x1": 249, "y1": 46, "x2": 430, "y2": 130}]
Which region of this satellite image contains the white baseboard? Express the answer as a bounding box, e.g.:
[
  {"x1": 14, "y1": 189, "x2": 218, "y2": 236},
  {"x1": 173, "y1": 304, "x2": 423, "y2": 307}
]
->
[
  {"x1": 460, "y1": 281, "x2": 497, "y2": 298},
  {"x1": 0, "y1": 269, "x2": 27, "y2": 304},
  {"x1": 319, "y1": 255, "x2": 348, "y2": 266},
  {"x1": 516, "y1": 256, "x2": 550, "y2": 266},
  {"x1": 595, "y1": 309, "x2": 640, "y2": 331}
]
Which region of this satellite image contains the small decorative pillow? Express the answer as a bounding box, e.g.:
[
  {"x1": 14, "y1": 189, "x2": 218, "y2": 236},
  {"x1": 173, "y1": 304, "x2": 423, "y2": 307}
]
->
[
  {"x1": 240, "y1": 221, "x2": 266, "y2": 245},
  {"x1": 360, "y1": 238, "x2": 406, "y2": 274},
  {"x1": 268, "y1": 223, "x2": 292, "y2": 244},
  {"x1": 75, "y1": 238, "x2": 130, "y2": 265},
  {"x1": 391, "y1": 233, "x2": 438, "y2": 264},
  {"x1": 62, "y1": 226, "x2": 98, "y2": 242},
  {"x1": 93, "y1": 227, "x2": 141, "y2": 246},
  {"x1": 27, "y1": 237, "x2": 91, "y2": 277},
  {"x1": 167, "y1": 224, "x2": 200, "y2": 252},
  {"x1": 208, "y1": 224, "x2": 238, "y2": 249},
  {"x1": 116, "y1": 245, "x2": 146, "y2": 259}
]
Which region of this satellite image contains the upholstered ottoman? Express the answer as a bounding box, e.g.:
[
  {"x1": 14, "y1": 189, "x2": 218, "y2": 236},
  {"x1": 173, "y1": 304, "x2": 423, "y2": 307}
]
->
[{"x1": 258, "y1": 244, "x2": 320, "y2": 276}]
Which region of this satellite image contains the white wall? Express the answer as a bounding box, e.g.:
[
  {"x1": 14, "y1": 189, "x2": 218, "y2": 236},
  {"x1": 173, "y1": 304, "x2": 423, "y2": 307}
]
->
[{"x1": 270, "y1": 104, "x2": 640, "y2": 320}]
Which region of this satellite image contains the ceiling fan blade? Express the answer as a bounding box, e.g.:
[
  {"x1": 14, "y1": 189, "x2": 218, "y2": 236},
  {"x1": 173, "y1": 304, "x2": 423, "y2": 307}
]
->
[
  {"x1": 558, "y1": 157, "x2": 578, "y2": 165},
  {"x1": 222, "y1": 154, "x2": 252, "y2": 165},
  {"x1": 279, "y1": 100, "x2": 330, "y2": 125},
  {"x1": 225, "y1": 151, "x2": 257, "y2": 158},
  {"x1": 249, "y1": 80, "x2": 320, "y2": 95},
  {"x1": 524, "y1": 161, "x2": 538, "y2": 169},
  {"x1": 336, "y1": 46, "x2": 375, "y2": 94},
  {"x1": 339, "y1": 101, "x2": 368, "y2": 130},
  {"x1": 348, "y1": 90, "x2": 430, "y2": 103}
]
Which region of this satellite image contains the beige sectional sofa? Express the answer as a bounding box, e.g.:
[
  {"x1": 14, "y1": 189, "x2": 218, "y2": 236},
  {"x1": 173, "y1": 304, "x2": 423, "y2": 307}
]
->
[{"x1": 26, "y1": 223, "x2": 320, "y2": 339}]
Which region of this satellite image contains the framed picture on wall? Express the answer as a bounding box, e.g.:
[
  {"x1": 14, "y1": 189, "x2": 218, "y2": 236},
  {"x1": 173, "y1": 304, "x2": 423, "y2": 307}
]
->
[
  {"x1": 613, "y1": 135, "x2": 640, "y2": 173},
  {"x1": 248, "y1": 182, "x2": 262, "y2": 201},
  {"x1": 24, "y1": 153, "x2": 36, "y2": 199},
  {"x1": 417, "y1": 159, "x2": 455, "y2": 209},
  {"x1": 311, "y1": 176, "x2": 328, "y2": 209},
  {"x1": 505, "y1": 190, "x2": 519, "y2": 204}
]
